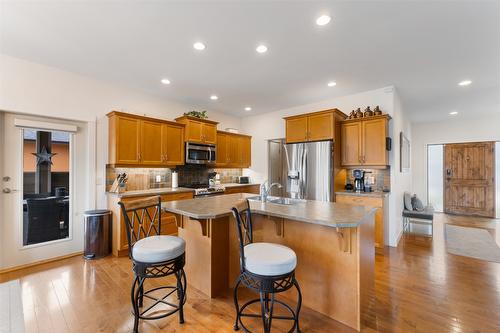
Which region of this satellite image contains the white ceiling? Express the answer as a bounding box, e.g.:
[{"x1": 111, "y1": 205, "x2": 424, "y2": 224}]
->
[{"x1": 1, "y1": 1, "x2": 499, "y2": 122}]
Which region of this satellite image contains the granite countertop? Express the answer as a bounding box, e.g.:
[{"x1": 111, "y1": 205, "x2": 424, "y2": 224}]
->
[
  {"x1": 107, "y1": 187, "x2": 194, "y2": 198},
  {"x1": 106, "y1": 183, "x2": 260, "y2": 198},
  {"x1": 162, "y1": 193, "x2": 376, "y2": 228},
  {"x1": 336, "y1": 191, "x2": 390, "y2": 198}
]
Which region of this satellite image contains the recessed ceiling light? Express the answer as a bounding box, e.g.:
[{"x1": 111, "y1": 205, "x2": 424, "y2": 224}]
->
[
  {"x1": 161, "y1": 78, "x2": 171, "y2": 85},
  {"x1": 449, "y1": 111, "x2": 458, "y2": 115},
  {"x1": 193, "y1": 42, "x2": 206, "y2": 51},
  {"x1": 316, "y1": 15, "x2": 331, "y2": 26},
  {"x1": 256, "y1": 45, "x2": 268, "y2": 53},
  {"x1": 244, "y1": 107, "x2": 252, "y2": 111},
  {"x1": 210, "y1": 95, "x2": 218, "y2": 100},
  {"x1": 327, "y1": 81, "x2": 337, "y2": 87},
  {"x1": 458, "y1": 80, "x2": 472, "y2": 86}
]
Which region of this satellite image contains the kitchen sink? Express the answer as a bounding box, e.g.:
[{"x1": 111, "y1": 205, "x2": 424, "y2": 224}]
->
[{"x1": 247, "y1": 196, "x2": 304, "y2": 205}]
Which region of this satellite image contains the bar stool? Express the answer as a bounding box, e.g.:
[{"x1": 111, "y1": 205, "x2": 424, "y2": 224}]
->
[
  {"x1": 231, "y1": 199, "x2": 302, "y2": 333},
  {"x1": 118, "y1": 196, "x2": 186, "y2": 333}
]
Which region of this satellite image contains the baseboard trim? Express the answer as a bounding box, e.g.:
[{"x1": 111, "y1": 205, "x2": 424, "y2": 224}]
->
[{"x1": 0, "y1": 252, "x2": 82, "y2": 274}]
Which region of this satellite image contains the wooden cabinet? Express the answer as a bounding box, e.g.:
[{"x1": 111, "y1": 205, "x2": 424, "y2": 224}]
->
[
  {"x1": 341, "y1": 122, "x2": 362, "y2": 166},
  {"x1": 107, "y1": 111, "x2": 185, "y2": 167},
  {"x1": 161, "y1": 123, "x2": 184, "y2": 165},
  {"x1": 216, "y1": 132, "x2": 229, "y2": 166},
  {"x1": 335, "y1": 194, "x2": 386, "y2": 249},
  {"x1": 108, "y1": 191, "x2": 194, "y2": 257},
  {"x1": 341, "y1": 115, "x2": 390, "y2": 167},
  {"x1": 215, "y1": 131, "x2": 252, "y2": 168},
  {"x1": 285, "y1": 117, "x2": 308, "y2": 143},
  {"x1": 109, "y1": 115, "x2": 141, "y2": 165},
  {"x1": 284, "y1": 109, "x2": 345, "y2": 144},
  {"x1": 175, "y1": 116, "x2": 218, "y2": 144},
  {"x1": 140, "y1": 120, "x2": 163, "y2": 164},
  {"x1": 224, "y1": 184, "x2": 260, "y2": 194}
]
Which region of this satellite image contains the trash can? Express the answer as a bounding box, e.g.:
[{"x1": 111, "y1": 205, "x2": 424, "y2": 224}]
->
[{"x1": 83, "y1": 209, "x2": 112, "y2": 259}]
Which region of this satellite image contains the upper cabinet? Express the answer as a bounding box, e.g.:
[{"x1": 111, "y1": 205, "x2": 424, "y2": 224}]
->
[
  {"x1": 175, "y1": 116, "x2": 218, "y2": 145},
  {"x1": 284, "y1": 109, "x2": 346, "y2": 144},
  {"x1": 341, "y1": 115, "x2": 391, "y2": 167},
  {"x1": 216, "y1": 131, "x2": 251, "y2": 168},
  {"x1": 107, "y1": 111, "x2": 185, "y2": 167}
]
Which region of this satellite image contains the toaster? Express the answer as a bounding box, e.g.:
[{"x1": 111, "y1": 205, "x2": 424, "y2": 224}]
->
[{"x1": 237, "y1": 176, "x2": 250, "y2": 184}]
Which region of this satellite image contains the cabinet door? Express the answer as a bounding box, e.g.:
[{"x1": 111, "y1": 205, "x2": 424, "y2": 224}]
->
[
  {"x1": 216, "y1": 132, "x2": 228, "y2": 166},
  {"x1": 341, "y1": 122, "x2": 361, "y2": 166},
  {"x1": 362, "y1": 118, "x2": 387, "y2": 166},
  {"x1": 116, "y1": 116, "x2": 141, "y2": 164},
  {"x1": 186, "y1": 119, "x2": 203, "y2": 143},
  {"x1": 228, "y1": 135, "x2": 239, "y2": 167},
  {"x1": 308, "y1": 112, "x2": 334, "y2": 141},
  {"x1": 202, "y1": 123, "x2": 217, "y2": 144},
  {"x1": 162, "y1": 124, "x2": 184, "y2": 166},
  {"x1": 241, "y1": 136, "x2": 251, "y2": 167},
  {"x1": 285, "y1": 116, "x2": 308, "y2": 143},
  {"x1": 140, "y1": 120, "x2": 163, "y2": 165}
]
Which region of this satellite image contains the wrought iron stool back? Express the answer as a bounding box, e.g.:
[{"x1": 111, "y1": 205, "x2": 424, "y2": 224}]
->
[
  {"x1": 231, "y1": 199, "x2": 302, "y2": 333},
  {"x1": 231, "y1": 199, "x2": 253, "y2": 272},
  {"x1": 118, "y1": 196, "x2": 186, "y2": 333},
  {"x1": 119, "y1": 196, "x2": 162, "y2": 255}
]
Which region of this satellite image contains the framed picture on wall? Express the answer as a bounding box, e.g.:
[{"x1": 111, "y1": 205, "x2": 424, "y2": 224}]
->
[{"x1": 400, "y1": 131, "x2": 410, "y2": 173}]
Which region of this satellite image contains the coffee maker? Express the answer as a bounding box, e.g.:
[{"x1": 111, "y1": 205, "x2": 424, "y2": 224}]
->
[{"x1": 353, "y1": 169, "x2": 365, "y2": 192}]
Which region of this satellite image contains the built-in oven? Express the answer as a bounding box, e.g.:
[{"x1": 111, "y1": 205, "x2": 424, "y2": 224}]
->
[{"x1": 185, "y1": 143, "x2": 216, "y2": 165}]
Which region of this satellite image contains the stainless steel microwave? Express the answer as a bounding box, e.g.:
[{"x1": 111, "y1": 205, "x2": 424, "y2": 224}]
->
[{"x1": 186, "y1": 143, "x2": 216, "y2": 165}]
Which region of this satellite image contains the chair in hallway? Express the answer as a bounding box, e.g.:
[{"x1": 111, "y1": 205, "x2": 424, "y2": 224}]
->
[
  {"x1": 403, "y1": 192, "x2": 435, "y2": 237},
  {"x1": 118, "y1": 196, "x2": 186, "y2": 333},
  {"x1": 231, "y1": 199, "x2": 302, "y2": 333}
]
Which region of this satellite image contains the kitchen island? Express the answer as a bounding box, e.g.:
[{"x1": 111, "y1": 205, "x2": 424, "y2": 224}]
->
[{"x1": 163, "y1": 193, "x2": 376, "y2": 331}]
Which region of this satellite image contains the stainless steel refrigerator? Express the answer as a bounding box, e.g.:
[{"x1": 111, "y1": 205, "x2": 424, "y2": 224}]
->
[{"x1": 268, "y1": 139, "x2": 333, "y2": 202}]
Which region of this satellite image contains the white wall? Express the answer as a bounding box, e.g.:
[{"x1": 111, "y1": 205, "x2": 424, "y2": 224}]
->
[
  {"x1": 411, "y1": 114, "x2": 500, "y2": 209},
  {"x1": 388, "y1": 89, "x2": 412, "y2": 245},
  {"x1": 0, "y1": 112, "x2": 4, "y2": 269},
  {"x1": 241, "y1": 86, "x2": 412, "y2": 246},
  {"x1": 0, "y1": 54, "x2": 242, "y2": 209}
]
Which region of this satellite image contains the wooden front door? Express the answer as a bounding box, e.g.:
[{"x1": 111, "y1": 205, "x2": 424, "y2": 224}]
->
[{"x1": 444, "y1": 142, "x2": 495, "y2": 217}]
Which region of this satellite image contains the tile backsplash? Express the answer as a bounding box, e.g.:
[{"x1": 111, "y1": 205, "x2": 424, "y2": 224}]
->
[
  {"x1": 106, "y1": 165, "x2": 243, "y2": 191},
  {"x1": 345, "y1": 167, "x2": 391, "y2": 192}
]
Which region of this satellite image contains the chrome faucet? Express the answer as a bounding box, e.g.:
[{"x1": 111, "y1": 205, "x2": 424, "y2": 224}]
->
[{"x1": 260, "y1": 181, "x2": 283, "y2": 202}]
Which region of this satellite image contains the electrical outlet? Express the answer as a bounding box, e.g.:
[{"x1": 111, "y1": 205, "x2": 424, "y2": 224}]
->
[{"x1": 155, "y1": 175, "x2": 161, "y2": 183}]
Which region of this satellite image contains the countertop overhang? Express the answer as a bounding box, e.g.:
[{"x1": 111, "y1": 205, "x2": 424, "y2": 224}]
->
[{"x1": 162, "y1": 193, "x2": 376, "y2": 228}]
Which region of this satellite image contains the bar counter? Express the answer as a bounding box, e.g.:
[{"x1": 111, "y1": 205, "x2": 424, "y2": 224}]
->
[{"x1": 163, "y1": 193, "x2": 376, "y2": 331}]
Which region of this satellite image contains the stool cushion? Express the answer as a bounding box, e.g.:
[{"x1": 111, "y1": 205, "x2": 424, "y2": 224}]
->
[
  {"x1": 244, "y1": 242, "x2": 297, "y2": 276},
  {"x1": 132, "y1": 235, "x2": 185, "y2": 263}
]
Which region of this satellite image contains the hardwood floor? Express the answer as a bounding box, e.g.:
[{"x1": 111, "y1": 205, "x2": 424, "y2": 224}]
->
[{"x1": 1, "y1": 213, "x2": 500, "y2": 333}]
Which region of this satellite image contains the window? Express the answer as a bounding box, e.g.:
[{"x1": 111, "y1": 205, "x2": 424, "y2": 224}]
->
[
  {"x1": 427, "y1": 144, "x2": 443, "y2": 212},
  {"x1": 22, "y1": 129, "x2": 71, "y2": 246}
]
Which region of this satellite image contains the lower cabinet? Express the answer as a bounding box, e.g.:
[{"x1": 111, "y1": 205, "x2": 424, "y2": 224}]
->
[
  {"x1": 224, "y1": 184, "x2": 260, "y2": 195},
  {"x1": 335, "y1": 194, "x2": 387, "y2": 250},
  {"x1": 108, "y1": 191, "x2": 194, "y2": 257}
]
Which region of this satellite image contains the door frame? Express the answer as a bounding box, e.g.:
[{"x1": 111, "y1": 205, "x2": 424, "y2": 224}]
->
[
  {"x1": 426, "y1": 141, "x2": 499, "y2": 217},
  {"x1": 17, "y1": 127, "x2": 76, "y2": 250},
  {"x1": 1, "y1": 112, "x2": 94, "y2": 270},
  {"x1": 443, "y1": 141, "x2": 495, "y2": 217}
]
